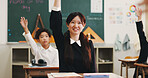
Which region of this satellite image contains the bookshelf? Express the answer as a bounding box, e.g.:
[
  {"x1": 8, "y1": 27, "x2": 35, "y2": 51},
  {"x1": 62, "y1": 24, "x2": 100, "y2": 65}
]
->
[
  {"x1": 10, "y1": 45, "x2": 34, "y2": 78},
  {"x1": 94, "y1": 43, "x2": 114, "y2": 73}
]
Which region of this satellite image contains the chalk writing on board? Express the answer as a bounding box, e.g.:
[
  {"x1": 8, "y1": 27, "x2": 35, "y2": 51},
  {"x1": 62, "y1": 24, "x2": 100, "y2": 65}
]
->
[
  {"x1": 87, "y1": 16, "x2": 103, "y2": 20},
  {"x1": 9, "y1": 0, "x2": 44, "y2": 12},
  {"x1": 22, "y1": 5, "x2": 30, "y2": 12}
]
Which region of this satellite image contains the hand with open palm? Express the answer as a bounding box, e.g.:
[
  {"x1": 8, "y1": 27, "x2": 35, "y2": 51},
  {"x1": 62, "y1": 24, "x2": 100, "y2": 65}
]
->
[
  {"x1": 135, "y1": 8, "x2": 142, "y2": 21},
  {"x1": 20, "y1": 17, "x2": 29, "y2": 34}
]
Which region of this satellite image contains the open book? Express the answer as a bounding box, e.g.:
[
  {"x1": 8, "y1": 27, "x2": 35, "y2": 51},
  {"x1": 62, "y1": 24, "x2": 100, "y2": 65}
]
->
[
  {"x1": 83, "y1": 73, "x2": 109, "y2": 78},
  {"x1": 47, "y1": 73, "x2": 82, "y2": 78}
]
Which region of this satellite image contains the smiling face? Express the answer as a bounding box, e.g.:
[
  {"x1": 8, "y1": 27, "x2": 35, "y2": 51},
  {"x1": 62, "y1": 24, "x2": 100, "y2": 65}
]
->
[
  {"x1": 66, "y1": 12, "x2": 86, "y2": 36},
  {"x1": 67, "y1": 16, "x2": 85, "y2": 35},
  {"x1": 38, "y1": 32, "x2": 50, "y2": 47}
]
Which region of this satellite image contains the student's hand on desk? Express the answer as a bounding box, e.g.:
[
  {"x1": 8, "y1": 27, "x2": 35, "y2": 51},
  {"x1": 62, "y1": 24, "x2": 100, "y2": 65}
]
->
[
  {"x1": 20, "y1": 17, "x2": 28, "y2": 29},
  {"x1": 135, "y1": 8, "x2": 142, "y2": 21}
]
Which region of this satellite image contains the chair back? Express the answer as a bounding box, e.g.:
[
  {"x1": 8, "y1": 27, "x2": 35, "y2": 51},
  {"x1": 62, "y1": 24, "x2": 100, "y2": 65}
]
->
[{"x1": 125, "y1": 56, "x2": 139, "y2": 59}]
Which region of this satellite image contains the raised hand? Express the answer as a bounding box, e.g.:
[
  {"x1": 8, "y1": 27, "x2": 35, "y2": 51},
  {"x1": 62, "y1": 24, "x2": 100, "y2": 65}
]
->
[
  {"x1": 135, "y1": 8, "x2": 142, "y2": 21},
  {"x1": 138, "y1": 0, "x2": 148, "y2": 12},
  {"x1": 53, "y1": 0, "x2": 61, "y2": 8},
  {"x1": 20, "y1": 17, "x2": 28, "y2": 29},
  {"x1": 138, "y1": 0, "x2": 148, "y2": 6},
  {"x1": 20, "y1": 17, "x2": 29, "y2": 34}
]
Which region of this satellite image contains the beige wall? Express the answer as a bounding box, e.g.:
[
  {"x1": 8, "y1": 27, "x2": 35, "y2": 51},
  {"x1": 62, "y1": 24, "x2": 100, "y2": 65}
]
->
[
  {"x1": 146, "y1": 5, "x2": 148, "y2": 38},
  {"x1": 0, "y1": 45, "x2": 11, "y2": 78},
  {"x1": 0, "y1": 0, "x2": 11, "y2": 78},
  {"x1": 0, "y1": 0, "x2": 7, "y2": 44}
]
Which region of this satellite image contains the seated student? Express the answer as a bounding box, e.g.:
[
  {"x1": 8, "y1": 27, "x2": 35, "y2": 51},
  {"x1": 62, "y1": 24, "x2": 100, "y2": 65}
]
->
[
  {"x1": 50, "y1": 0, "x2": 96, "y2": 73},
  {"x1": 133, "y1": 8, "x2": 148, "y2": 78},
  {"x1": 20, "y1": 17, "x2": 59, "y2": 67}
]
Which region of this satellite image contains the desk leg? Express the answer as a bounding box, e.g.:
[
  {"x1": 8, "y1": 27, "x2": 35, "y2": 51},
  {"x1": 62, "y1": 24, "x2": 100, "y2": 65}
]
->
[
  {"x1": 136, "y1": 67, "x2": 139, "y2": 78},
  {"x1": 25, "y1": 70, "x2": 28, "y2": 78},
  {"x1": 142, "y1": 67, "x2": 145, "y2": 78},
  {"x1": 126, "y1": 64, "x2": 128, "y2": 78},
  {"x1": 121, "y1": 63, "x2": 122, "y2": 76},
  {"x1": 25, "y1": 69, "x2": 30, "y2": 78}
]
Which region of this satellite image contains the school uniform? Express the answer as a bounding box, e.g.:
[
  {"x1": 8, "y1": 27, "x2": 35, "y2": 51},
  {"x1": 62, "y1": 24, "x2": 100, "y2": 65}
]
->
[
  {"x1": 23, "y1": 32, "x2": 59, "y2": 67},
  {"x1": 50, "y1": 9, "x2": 96, "y2": 73},
  {"x1": 133, "y1": 21, "x2": 148, "y2": 78}
]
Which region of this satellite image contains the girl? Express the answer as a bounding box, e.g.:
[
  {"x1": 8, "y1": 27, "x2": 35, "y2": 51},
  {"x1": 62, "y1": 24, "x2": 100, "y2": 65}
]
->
[{"x1": 50, "y1": 0, "x2": 96, "y2": 73}]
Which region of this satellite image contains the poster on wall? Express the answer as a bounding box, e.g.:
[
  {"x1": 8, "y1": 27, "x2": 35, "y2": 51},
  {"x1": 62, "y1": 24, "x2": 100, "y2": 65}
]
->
[
  {"x1": 91, "y1": 0, "x2": 103, "y2": 13},
  {"x1": 105, "y1": 0, "x2": 145, "y2": 44},
  {"x1": 106, "y1": 0, "x2": 144, "y2": 26}
]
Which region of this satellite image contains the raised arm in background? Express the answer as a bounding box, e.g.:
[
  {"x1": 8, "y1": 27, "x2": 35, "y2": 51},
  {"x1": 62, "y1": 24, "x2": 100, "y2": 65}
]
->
[
  {"x1": 20, "y1": 17, "x2": 38, "y2": 56},
  {"x1": 20, "y1": 17, "x2": 29, "y2": 34},
  {"x1": 135, "y1": 8, "x2": 147, "y2": 46}
]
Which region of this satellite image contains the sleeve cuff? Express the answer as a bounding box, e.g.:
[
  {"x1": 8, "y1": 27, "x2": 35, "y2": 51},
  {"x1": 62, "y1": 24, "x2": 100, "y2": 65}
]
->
[
  {"x1": 22, "y1": 32, "x2": 31, "y2": 37},
  {"x1": 52, "y1": 6, "x2": 61, "y2": 11},
  {"x1": 136, "y1": 20, "x2": 142, "y2": 22}
]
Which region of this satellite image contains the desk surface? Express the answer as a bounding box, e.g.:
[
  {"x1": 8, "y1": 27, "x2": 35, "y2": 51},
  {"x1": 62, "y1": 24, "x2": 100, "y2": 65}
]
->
[
  {"x1": 47, "y1": 73, "x2": 123, "y2": 78},
  {"x1": 23, "y1": 65, "x2": 59, "y2": 69},
  {"x1": 23, "y1": 65, "x2": 59, "y2": 77},
  {"x1": 119, "y1": 59, "x2": 137, "y2": 62}
]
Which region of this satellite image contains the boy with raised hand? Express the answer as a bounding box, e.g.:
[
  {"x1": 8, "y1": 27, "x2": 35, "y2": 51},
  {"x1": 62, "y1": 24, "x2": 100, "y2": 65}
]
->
[{"x1": 20, "y1": 17, "x2": 59, "y2": 67}]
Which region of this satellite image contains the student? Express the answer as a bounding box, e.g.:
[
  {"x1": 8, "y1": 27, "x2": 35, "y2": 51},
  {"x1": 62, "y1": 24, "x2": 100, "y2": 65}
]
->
[
  {"x1": 20, "y1": 17, "x2": 59, "y2": 67},
  {"x1": 50, "y1": 0, "x2": 96, "y2": 73},
  {"x1": 133, "y1": 8, "x2": 148, "y2": 78}
]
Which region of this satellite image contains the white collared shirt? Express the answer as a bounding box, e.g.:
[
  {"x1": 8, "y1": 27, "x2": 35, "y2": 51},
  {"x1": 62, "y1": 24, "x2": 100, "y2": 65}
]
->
[
  {"x1": 23, "y1": 32, "x2": 59, "y2": 67},
  {"x1": 70, "y1": 38, "x2": 81, "y2": 47}
]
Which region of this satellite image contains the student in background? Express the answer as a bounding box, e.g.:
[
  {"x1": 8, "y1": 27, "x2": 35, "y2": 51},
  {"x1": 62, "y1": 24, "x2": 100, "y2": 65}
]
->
[
  {"x1": 133, "y1": 8, "x2": 148, "y2": 78},
  {"x1": 50, "y1": 0, "x2": 96, "y2": 73},
  {"x1": 20, "y1": 17, "x2": 59, "y2": 67}
]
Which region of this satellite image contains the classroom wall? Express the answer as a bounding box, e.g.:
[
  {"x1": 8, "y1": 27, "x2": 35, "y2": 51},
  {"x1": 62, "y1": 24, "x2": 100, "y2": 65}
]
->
[
  {"x1": 0, "y1": 45, "x2": 11, "y2": 78},
  {"x1": 0, "y1": 0, "x2": 11, "y2": 78},
  {"x1": 0, "y1": 0, "x2": 146, "y2": 78},
  {"x1": 104, "y1": 0, "x2": 145, "y2": 77},
  {"x1": 104, "y1": 0, "x2": 146, "y2": 44},
  {"x1": 0, "y1": 0, "x2": 7, "y2": 44},
  {"x1": 146, "y1": 5, "x2": 148, "y2": 37}
]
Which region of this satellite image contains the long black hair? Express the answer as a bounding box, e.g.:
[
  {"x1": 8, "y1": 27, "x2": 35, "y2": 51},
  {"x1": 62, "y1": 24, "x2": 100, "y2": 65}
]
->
[{"x1": 64, "y1": 12, "x2": 92, "y2": 70}]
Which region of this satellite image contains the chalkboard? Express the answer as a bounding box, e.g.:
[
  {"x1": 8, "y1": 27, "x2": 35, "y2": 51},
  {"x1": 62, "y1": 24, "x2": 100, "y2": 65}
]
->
[{"x1": 8, "y1": 0, "x2": 104, "y2": 42}]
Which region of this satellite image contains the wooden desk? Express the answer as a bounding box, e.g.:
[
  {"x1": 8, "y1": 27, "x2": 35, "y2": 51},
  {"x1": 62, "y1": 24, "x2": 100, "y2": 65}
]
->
[
  {"x1": 47, "y1": 73, "x2": 123, "y2": 78},
  {"x1": 134, "y1": 63, "x2": 148, "y2": 78},
  {"x1": 119, "y1": 59, "x2": 137, "y2": 78},
  {"x1": 23, "y1": 65, "x2": 59, "y2": 78}
]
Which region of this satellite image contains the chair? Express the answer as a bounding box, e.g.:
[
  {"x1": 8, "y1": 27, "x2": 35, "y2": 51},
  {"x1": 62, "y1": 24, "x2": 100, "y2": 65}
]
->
[
  {"x1": 124, "y1": 56, "x2": 139, "y2": 59},
  {"x1": 119, "y1": 56, "x2": 138, "y2": 78}
]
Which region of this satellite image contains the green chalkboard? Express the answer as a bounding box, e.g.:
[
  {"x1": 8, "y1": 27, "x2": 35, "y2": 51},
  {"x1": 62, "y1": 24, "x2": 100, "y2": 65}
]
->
[{"x1": 8, "y1": 0, "x2": 104, "y2": 42}]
